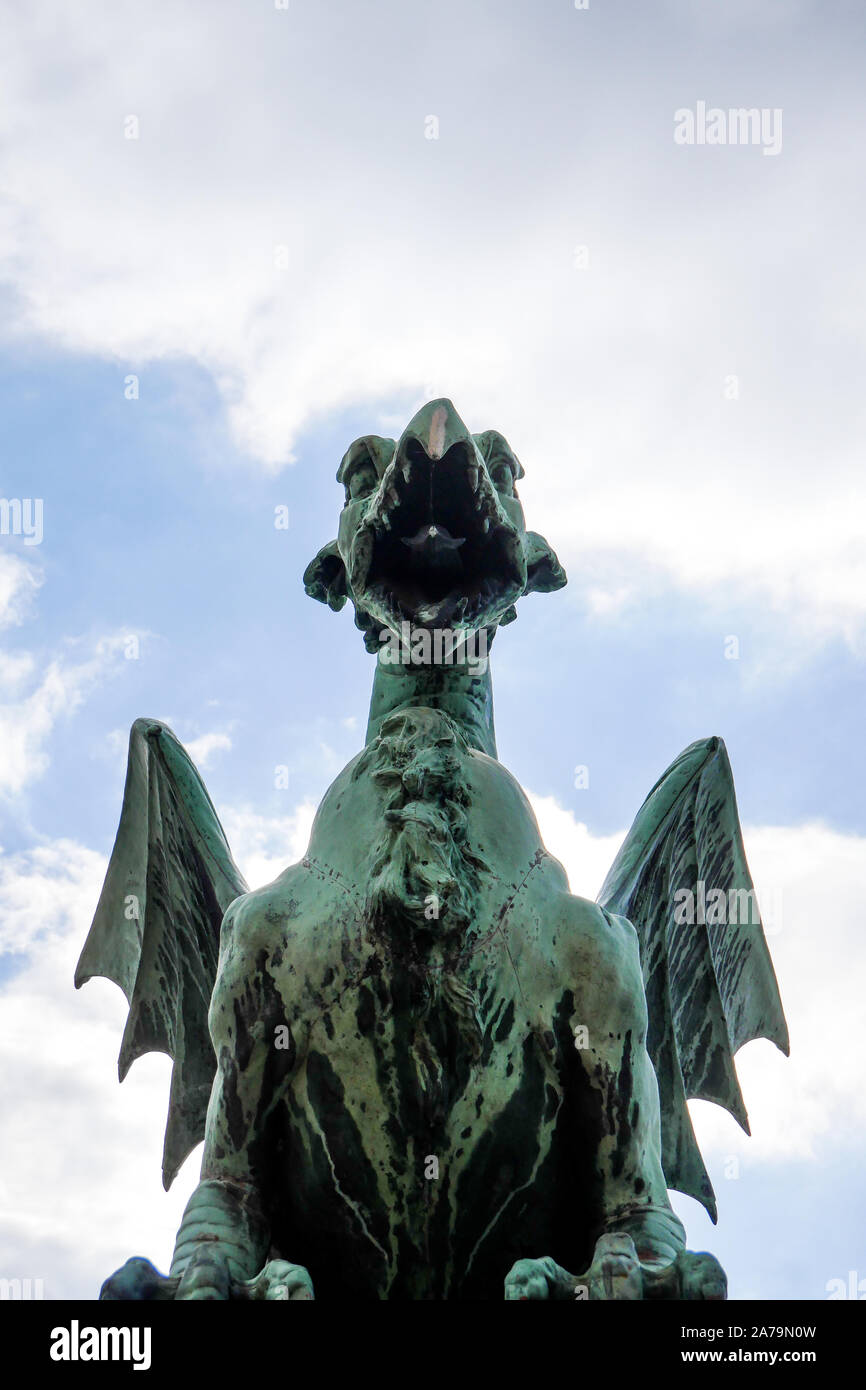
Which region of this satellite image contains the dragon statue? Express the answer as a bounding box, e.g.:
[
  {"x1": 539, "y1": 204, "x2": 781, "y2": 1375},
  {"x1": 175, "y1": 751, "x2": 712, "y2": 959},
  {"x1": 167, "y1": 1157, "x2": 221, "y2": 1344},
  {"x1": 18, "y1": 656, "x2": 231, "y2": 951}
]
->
[{"x1": 77, "y1": 399, "x2": 789, "y2": 1300}]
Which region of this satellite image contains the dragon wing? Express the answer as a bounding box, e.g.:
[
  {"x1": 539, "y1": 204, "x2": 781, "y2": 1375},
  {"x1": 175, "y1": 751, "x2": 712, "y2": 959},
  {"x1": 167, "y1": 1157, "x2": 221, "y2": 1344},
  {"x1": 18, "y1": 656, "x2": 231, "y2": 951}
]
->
[
  {"x1": 597, "y1": 736, "x2": 789, "y2": 1220},
  {"x1": 75, "y1": 719, "x2": 248, "y2": 1188}
]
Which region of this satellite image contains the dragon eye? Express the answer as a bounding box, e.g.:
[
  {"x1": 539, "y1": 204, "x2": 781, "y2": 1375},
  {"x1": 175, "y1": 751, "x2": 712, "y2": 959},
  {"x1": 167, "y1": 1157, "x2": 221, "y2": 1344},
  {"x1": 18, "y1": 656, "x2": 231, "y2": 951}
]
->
[
  {"x1": 348, "y1": 465, "x2": 378, "y2": 502},
  {"x1": 491, "y1": 463, "x2": 514, "y2": 496}
]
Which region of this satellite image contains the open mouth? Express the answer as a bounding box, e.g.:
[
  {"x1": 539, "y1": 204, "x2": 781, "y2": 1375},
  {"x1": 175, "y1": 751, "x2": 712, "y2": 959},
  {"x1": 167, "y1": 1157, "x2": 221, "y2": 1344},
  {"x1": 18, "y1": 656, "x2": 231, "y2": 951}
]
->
[{"x1": 351, "y1": 439, "x2": 525, "y2": 630}]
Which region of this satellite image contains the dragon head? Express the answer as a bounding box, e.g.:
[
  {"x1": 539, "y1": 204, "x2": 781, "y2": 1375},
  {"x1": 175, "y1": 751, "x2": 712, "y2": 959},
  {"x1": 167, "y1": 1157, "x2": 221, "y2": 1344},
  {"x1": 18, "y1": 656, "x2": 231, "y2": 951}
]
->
[{"x1": 304, "y1": 399, "x2": 566, "y2": 652}]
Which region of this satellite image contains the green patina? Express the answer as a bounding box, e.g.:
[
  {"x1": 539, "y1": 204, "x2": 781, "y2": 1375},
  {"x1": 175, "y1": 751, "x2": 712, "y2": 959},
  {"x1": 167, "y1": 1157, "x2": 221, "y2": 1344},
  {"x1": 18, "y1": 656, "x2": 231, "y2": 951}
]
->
[{"x1": 79, "y1": 399, "x2": 788, "y2": 1301}]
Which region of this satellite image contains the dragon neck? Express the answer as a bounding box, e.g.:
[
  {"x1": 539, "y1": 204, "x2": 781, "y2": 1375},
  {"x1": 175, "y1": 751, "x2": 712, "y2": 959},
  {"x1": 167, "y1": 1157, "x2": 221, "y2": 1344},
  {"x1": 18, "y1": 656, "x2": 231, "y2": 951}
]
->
[{"x1": 365, "y1": 636, "x2": 497, "y2": 758}]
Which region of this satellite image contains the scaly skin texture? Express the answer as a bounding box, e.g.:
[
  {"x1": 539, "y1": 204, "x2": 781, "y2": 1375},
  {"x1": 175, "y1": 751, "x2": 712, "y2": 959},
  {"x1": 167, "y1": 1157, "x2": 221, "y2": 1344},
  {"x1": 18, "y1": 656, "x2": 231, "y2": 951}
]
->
[{"x1": 138, "y1": 711, "x2": 704, "y2": 1300}]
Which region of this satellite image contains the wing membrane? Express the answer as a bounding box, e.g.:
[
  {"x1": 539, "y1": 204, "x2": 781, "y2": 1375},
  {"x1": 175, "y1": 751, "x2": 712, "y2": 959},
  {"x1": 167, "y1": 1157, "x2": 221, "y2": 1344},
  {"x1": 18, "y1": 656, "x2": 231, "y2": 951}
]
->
[
  {"x1": 75, "y1": 719, "x2": 248, "y2": 1187},
  {"x1": 598, "y1": 736, "x2": 789, "y2": 1219}
]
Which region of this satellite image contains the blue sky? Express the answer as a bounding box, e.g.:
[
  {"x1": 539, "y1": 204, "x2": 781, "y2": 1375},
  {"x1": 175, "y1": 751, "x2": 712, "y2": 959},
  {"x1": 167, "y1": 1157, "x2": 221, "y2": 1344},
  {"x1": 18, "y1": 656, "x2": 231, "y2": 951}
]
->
[
  {"x1": 4, "y1": 346, "x2": 862, "y2": 848},
  {"x1": 1, "y1": 0, "x2": 864, "y2": 1302}
]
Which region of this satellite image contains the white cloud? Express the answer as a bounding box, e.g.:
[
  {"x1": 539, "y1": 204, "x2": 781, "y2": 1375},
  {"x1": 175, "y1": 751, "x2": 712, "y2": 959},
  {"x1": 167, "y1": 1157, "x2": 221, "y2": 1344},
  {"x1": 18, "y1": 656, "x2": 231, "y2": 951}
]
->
[
  {"x1": 182, "y1": 731, "x2": 232, "y2": 770},
  {"x1": 0, "y1": 636, "x2": 127, "y2": 799},
  {"x1": 527, "y1": 791, "x2": 624, "y2": 900},
  {"x1": 221, "y1": 801, "x2": 317, "y2": 891},
  {"x1": 0, "y1": 839, "x2": 105, "y2": 957},
  {"x1": 0, "y1": 554, "x2": 40, "y2": 632},
  {"x1": 0, "y1": 2, "x2": 864, "y2": 649},
  {"x1": 0, "y1": 838, "x2": 199, "y2": 1297}
]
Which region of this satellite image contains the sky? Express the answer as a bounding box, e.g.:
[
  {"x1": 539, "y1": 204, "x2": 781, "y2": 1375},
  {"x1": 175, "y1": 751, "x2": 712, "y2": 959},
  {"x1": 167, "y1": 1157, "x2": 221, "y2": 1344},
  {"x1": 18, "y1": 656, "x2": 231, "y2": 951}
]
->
[{"x1": 0, "y1": 0, "x2": 864, "y2": 1302}]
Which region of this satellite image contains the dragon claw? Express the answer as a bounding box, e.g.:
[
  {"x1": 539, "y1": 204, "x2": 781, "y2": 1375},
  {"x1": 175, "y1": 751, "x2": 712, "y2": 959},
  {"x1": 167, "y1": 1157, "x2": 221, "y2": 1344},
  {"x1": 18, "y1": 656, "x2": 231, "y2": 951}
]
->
[
  {"x1": 236, "y1": 1259, "x2": 315, "y2": 1301},
  {"x1": 100, "y1": 1252, "x2": 315, "y2": 1301},
  {"x1": 505, "y1": 1236, "x2": 728, "y2": 1302},
  {"x1": 100, "y1": 1257, "x2": 177, "y2": 1301}
]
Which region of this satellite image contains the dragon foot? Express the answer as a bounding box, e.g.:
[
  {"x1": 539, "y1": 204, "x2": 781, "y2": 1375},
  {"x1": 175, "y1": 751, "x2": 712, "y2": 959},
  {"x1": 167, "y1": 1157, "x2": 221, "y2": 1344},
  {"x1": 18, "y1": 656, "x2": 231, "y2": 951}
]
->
[
  {"x1": 504, "y1": 1233, "x2": 727, "y2": 1301},
  {"x1": 100, "y1": 1252, "x2": 314, "y2": 1301}
]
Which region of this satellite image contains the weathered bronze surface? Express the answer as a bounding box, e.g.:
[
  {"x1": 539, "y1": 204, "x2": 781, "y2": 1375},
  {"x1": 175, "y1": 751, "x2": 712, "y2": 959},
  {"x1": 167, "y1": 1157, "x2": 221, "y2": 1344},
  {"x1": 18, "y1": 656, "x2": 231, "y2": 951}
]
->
[{"x1": 78, "y1": 399, "x2": 788, "y2": 1300}]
